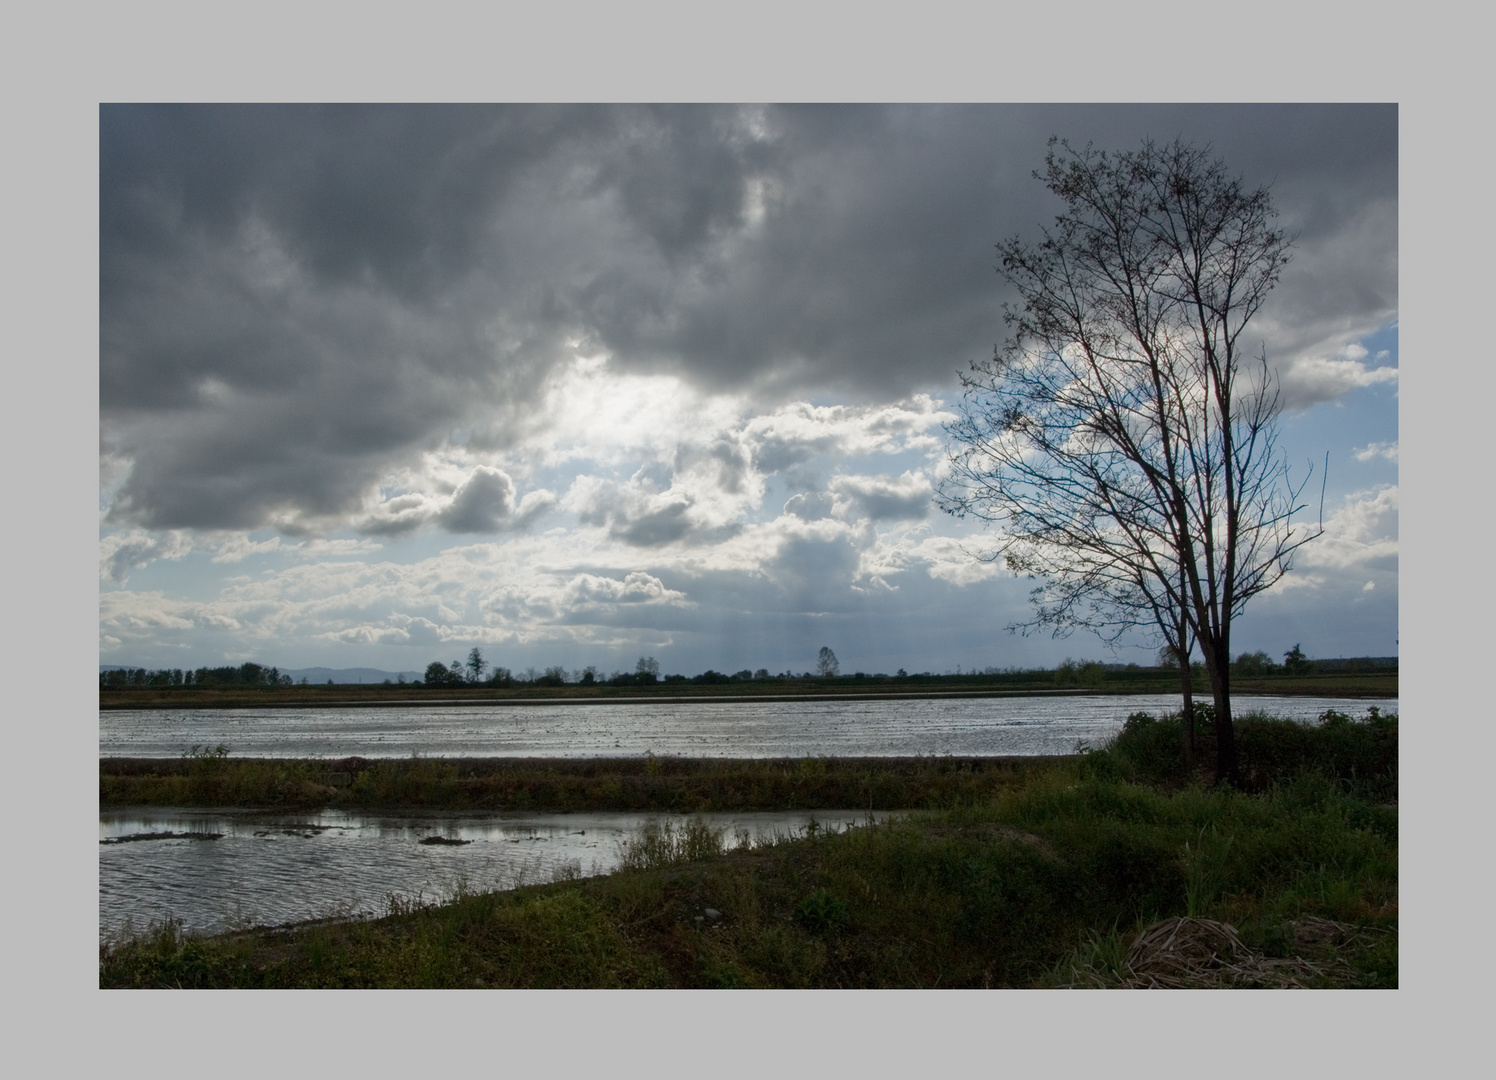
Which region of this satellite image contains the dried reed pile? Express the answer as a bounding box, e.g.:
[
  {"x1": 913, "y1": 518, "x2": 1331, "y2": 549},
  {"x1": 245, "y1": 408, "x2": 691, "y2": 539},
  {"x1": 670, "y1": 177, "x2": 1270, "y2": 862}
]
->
[{"x1": 1062, "y1": 916, "x2": 1363, "y2": 988}]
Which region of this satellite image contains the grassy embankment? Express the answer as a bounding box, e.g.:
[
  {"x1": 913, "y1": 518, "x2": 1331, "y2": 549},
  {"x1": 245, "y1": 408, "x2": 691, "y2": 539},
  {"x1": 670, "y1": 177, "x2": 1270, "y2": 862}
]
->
[
  {"x1": 98, "y1": 669, "x2": 1397, "y2": 709},
  {"x1": 101, "y1": 754, "x2": 1053, "y2": 813},
  {"x1": 100, "y1": 709, "x2": 1396, "y2": 989}
]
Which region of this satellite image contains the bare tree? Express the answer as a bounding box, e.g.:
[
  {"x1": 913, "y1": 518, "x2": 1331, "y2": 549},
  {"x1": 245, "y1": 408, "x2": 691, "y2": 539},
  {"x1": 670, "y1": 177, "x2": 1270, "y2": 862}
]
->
[
  {"x1": 816, "y1": 646, "x2": 840, "y2": 678},
  {"x1": 939, "y1": 138, "x2": 1321, "y2": 784},
  {"x1": 466, "y1": 646, "x2": 488, "y2": 685}
]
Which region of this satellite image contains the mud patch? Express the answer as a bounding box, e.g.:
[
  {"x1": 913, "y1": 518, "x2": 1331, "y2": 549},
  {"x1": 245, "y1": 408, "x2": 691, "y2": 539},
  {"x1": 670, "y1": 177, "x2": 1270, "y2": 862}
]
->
[{"x1": 101, "y1": 831, "x2": 223, "y2": 845}]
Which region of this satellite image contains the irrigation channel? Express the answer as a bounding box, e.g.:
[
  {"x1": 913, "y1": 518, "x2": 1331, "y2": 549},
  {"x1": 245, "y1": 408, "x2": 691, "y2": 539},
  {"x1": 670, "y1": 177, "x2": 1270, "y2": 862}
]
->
[{"x1": 101, "y1": 693, "x2": 1395, "y2": 938}]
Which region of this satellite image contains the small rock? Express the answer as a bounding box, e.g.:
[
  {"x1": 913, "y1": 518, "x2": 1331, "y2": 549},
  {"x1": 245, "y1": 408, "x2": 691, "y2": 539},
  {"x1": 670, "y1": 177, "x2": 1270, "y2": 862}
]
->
[{"x1": 704, "y1": 908, "x2": 722, "y2": 920}]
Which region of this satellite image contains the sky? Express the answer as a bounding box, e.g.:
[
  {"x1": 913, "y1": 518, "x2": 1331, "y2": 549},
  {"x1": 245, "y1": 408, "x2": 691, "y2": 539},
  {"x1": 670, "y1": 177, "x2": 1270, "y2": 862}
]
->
[{"x1": 98, "y1": 104, "x2": 1398, "y2": 677}]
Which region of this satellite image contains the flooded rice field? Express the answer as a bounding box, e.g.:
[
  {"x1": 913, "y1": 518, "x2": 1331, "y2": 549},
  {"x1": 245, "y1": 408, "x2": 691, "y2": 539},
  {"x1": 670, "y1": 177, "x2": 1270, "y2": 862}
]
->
[
  {"x1": 100, "y1": 694, "x2": 1395, "y2": 939},
  {"x1": 98, "y1": 693, "x2": 1397, "y2": 760},
  {"x1": 100, "y1": 806, "x2": 880, "y2": 939}
]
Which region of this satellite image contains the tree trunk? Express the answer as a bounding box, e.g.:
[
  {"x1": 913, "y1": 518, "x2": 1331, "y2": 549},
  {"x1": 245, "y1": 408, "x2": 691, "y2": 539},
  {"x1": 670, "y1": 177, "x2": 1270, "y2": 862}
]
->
[{"x1": 1205, "y1": 641, "x2": 1238, "y2": 786}]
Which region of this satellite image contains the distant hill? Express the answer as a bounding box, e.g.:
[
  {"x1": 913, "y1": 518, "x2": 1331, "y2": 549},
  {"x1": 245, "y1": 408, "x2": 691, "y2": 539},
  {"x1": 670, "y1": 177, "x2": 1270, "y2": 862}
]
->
[
  {"x1": 100, "y1": 664, "x2": 423, "y2": 684},
  {"x1": 1310, "y1": 656, "x2": 1398, "y2": 672},
  {"x1": 279, "y1": 667, "x2": 425, "y2": 684}
]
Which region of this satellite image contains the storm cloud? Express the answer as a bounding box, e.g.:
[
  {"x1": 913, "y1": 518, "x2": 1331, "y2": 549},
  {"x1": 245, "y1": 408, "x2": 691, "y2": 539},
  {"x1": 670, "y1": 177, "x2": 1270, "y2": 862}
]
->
[{"x1": 102, "y1": 104, "x2": 1396, "y2": 537}]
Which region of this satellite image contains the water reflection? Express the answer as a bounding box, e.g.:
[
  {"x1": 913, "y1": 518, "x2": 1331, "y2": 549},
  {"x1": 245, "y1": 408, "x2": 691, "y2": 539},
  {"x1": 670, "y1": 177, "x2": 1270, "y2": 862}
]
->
[
  {"x1": 99, "y1": 694, "x2": 1397, "y2": 759},
  {"x1": 100, "y1": 806, "x2": 888, "y2": 939}
]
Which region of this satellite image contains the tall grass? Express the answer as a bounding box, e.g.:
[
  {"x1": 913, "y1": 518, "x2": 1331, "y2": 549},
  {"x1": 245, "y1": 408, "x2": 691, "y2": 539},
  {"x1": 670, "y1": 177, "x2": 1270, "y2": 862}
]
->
[{"x1": 615, "y1": 818, "x2": 730, "y2": 871}]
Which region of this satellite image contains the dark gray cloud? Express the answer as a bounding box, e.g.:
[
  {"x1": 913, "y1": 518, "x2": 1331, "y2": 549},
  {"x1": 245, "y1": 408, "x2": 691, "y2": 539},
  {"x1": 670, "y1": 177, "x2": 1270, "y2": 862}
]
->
[
  {"x1": 435, "y1": 467, "x2": 516, "y2": 533},
  {"x1": 831, "y1": 472, "x2": 933, "y2": 522},
  {"x1": 784, "y1": 491, "x2": 835, "y2": 520},
  {"x1": 102, "y1": 104, "x2": 1396, "y2": 534}
]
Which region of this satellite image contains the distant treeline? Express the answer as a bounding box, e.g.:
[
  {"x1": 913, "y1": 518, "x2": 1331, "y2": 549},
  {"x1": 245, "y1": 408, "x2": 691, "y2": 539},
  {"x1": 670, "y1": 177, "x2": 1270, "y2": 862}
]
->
[
  {"x1": 100, "y1": 662, "x2": 293, "y2": 690},
  {"x1": 101, "y1": 647, "x2": 1396, "y2": 692}
]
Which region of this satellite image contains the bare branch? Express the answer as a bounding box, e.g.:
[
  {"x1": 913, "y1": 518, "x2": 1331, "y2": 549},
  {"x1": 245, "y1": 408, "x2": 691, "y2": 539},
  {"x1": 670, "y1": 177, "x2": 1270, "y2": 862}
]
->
[{"x1": 937, "y1": 137, "x2": 1320, "y2": 785}]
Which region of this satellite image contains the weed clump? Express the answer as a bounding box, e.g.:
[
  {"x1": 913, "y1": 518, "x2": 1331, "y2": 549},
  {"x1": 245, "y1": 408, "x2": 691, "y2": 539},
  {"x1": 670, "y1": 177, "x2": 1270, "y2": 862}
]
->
[{"x1": 616, "y1": 818, "x2": 728, "y2": 872}]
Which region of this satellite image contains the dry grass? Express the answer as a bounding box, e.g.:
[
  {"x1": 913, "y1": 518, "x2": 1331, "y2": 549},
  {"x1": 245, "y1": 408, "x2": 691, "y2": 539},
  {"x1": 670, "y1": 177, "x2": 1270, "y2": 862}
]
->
[{"x1": 1059, "y1": 915, "x2": 1373, "y2": 988}]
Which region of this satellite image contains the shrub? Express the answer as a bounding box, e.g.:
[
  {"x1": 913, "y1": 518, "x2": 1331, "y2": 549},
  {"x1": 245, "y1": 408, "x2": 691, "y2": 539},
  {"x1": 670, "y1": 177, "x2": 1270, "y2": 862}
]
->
[{"x1": 1092, "y1": 707, "x2": 1396, "y2": 800}]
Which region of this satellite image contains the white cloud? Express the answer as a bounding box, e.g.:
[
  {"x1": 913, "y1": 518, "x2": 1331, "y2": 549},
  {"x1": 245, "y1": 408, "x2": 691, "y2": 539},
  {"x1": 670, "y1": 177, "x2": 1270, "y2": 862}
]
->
[
  {"x1": 562, "y1": 571, "x2": 689, "y2": 609},
  {"x1": 1297, "y1": 485, "x2": 1398, "y2": 573},
  {"x1": 1353, "y1": 440, "x2": 1398, "y2": 464},
  {"x1": 100, "y1": 530, "x2": 193, "y2": 583},
  {"x1": 209, "y1": 535, "x2": 284, "y2": 563},
  {"x1": 294, "y1": 538, "x2": 384, "y2": 558},
  {"x1": 1279, "y1": 349, "x2": 1398, "y2": 411},
  {"x1": 745, "y1": 396, "x2": 953, "y2": 473},
  {"x1": 100, "y1": 591, "x2": 247, "y2": 639}
]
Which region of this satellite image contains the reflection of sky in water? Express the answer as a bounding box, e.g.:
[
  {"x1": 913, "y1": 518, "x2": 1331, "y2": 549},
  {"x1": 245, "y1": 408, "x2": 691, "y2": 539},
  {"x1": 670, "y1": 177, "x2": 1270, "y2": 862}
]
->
[
  {"x1": 100, "y1": 807, "x2": 885, "y2": 939},
  {"x1": 99, "y1": 694, "x2": 1396, "y2": 759}
]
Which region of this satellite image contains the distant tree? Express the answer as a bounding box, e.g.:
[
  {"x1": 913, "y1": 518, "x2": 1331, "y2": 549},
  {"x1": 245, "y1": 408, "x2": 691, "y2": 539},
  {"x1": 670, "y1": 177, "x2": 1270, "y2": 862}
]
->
[
  {"x1": 1233, "y1": 650, "x2": 1277, "y2": 676},
  {"x1": 817, "y1": 647, "x2": 840, "y2": 678},
  {"x1": 466, "y1": 647, "x2": 488, "y2": 684},
  {"x1": 754, "y1": 668, "x2": 770, "y2": 679},
  {"x1": 579, "y1": 666, "x2": 598, "y2": 686},
  {"x1": 635, "y1": 656, "x2": 660, "y2": 685},
  {"x1": 1283, "y1": 643, "x2": 1312, "y2": 675}
]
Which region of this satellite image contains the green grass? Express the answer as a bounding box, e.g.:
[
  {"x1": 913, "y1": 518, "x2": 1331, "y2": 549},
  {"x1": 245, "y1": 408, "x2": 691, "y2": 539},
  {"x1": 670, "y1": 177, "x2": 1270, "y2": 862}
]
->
[
  {"x1": 1088, "y1": 706, "x2": 1398, "y2": 801},
  {"x1": 100, "y1": 718, "x2": 1397, "y2": 988},
  {"x1": 100, "y1": 754, "x2": 1054, "y2": 813}
]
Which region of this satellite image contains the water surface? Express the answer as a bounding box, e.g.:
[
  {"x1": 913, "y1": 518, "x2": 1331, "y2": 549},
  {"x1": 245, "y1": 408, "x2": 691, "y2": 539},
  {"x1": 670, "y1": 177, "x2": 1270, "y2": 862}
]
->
[
  {"x1": 100, "y1": 806, "x2": 879, "y2": 938},
  {"x1": 99, "y1": 694, "x2": 1396, "y2": 759}
]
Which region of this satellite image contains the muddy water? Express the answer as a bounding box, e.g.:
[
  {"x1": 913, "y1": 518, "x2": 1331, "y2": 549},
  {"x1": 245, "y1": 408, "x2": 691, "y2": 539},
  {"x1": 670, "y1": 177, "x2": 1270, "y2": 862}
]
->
[
  {"x1": 98, "y1": 694, "x2": 1398, "y2": 759},
  {"x1": 100, "y1": 806, "x2": 888, "y2": 939}
]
